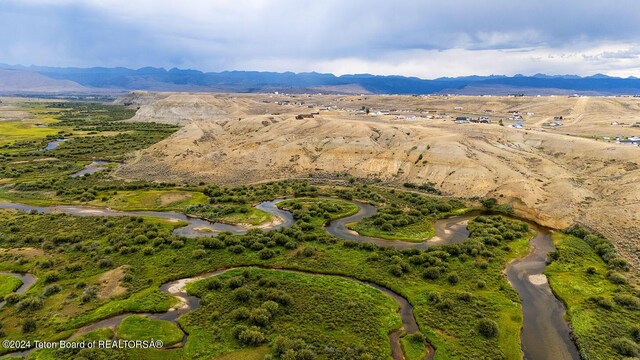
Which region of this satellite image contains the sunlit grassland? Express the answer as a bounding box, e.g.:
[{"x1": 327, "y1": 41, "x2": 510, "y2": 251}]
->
[
  {"x1": 91, "y1": 189, "x2": 209, "y2": 211},
  {"x1": 0, "y1": 274, "x2": 23, "y2": 297},
  {"x1": 546, "y1": 233, "x2": 640, "y2": 360},
  {"x1": 117, "y1": 315, "x2": 183, "y2": 346}
]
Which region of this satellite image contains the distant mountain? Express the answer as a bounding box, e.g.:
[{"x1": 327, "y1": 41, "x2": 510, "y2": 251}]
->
[
  {"x1": 0, "y1": 68, "x2": 88, "y2": 93},
  {"x1": 2, "y1": 63, "x2": 640, "y2": 95}
]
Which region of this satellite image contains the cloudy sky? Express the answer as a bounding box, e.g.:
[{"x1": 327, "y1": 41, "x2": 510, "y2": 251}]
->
[{"x1": 2, "y1": 0, "x2": 640, "y2": 78}]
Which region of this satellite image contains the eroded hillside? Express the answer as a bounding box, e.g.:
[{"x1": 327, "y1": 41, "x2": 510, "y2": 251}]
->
[{"x1": 115, "y1": 92, "x2": 640, "y2": 273}]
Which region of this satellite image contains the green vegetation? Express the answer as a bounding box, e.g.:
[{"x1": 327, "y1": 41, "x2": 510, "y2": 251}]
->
[
  {"x1": 183, "y1": 268, "x2": 401, "y2": 359},
  {"x1": 0, "y1": 274, "x2": 23, "y2": 298},
  {"x1": 117, "y1": 315, "x2": 183, "y2": 346},
  {"x1": 92, "y1": 189, "x2": 209, "y2": 211},
  {"x1": 546, "y1": 231, "x2": 640, "y2": 359},
  {"x1": 3, "y1": 101, "x2": 636, "y2": 360},
  {"x1": 349, "y1": 191, "x2": 465, "y2": 242},
  {"x1": 277, "y1": 197, "x2": 359, "y2": 225},
  {"x1": 401, "y1": 333, "x2": 429, "y2": 360},
  {"x1": 0, "y1": 184, "x2": 534, "y2": 359}
]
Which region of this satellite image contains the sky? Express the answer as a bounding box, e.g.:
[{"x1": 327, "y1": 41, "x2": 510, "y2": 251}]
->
[{"x1": 2, "y1": 0, "x2": 640, "y2": 78}]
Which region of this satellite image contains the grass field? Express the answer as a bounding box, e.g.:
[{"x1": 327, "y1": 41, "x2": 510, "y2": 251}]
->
[
  {"x1": 0, "y1": 274, "x2": 23, "y2": 298},
  {"x1": 0, "y1": 120, "x2": 62, "y2": 147},
  {"x1": 349, "y1": 217, "x2": 435, "y2": 242},
  {"x1": 183, "y1": 267, "x2": 401, "y2": 359},
  {"x1": 117, "y1": 315, "x2": 183, "y2": 346},
  {"x1": 546, "y1": 233, "x2": 640, "y2": 359},
  {"x1": 92, "y1": 190, "x2": 209, "y2": 211}
]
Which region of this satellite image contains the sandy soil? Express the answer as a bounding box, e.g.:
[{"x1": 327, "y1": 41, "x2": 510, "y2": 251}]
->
[
  {"x1": 111, "y1": 92, "x2": 640, "y2": 274},
  {"x1": 96, "y1": 265, "x2": 128, "y2": 299},
  {"x1": 0, "y1": 247, "x2": 45, "y2": 259}
]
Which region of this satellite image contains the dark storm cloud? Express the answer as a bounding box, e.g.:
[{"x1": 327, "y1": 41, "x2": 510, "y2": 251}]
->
[{"x1": 2, "y1": 0, "x2": 640, "y2": 77}]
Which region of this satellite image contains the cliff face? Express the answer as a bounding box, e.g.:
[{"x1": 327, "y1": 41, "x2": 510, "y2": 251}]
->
[{"x1": 115, "y1": 93, "x2": 640, "y2": 273}]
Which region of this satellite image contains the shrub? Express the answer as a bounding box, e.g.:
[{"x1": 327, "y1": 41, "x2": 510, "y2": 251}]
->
[
  {"x1": 407, "y1": 332, "x2": 425, "y2": 343},
  {"x1": 478, "y1": 319, "x2": 499, "y2": 338},
  {"x1": 301, "y1": 247, "x2": 315, "y2": 257},
  {"x1": 17, "y1": 297, "x2": 44, "y2": 312},
  {"x1": 198, "y1": 238, "x2": 225, "y2": 249},
  {"x1": 630, "y1": 326, "x2": 640, "y2": 343},
  {"x1": 231, "y1": 307, "x2": 250, "y2": 320},
  {"x1": 43, "y1": 284, "x2": 62, "y2": 297},
  {"x1": 233, "y1": 287, "x2": 253, "y2": 302},
  {"x1": 43, "y1": 272, "x2": 60, "y2": 284},
  {"x1": 608, "y1": 272, "x2": 628, "y2": 285},
  {"x1": 589, "y1": 296, "x2": 614, "y2": 310},
  {"x1": 191, "y1": 249, "x2": 206, "y2": 259},
  {"x1": 22, "y1": 319, "x2": 37, "y2": 333},
  {"x1": 586, "y1": 266, "x2": 597, "y2": 275},
  {"x1": 4, "y1": 293, "x2": 21, "y2": 305},
  {"x1": 249, "y1": 307, "x2": 272, "y2": 326},
  {"x1": 476, "y1": 280, "x2": 486, "y2": 289},
  {"x1": 97, "y1": 258, "x2": 112, "y2": 268},
  {"x1": 613, "y1": 294, "x2": 640, "y2": 310},
  {"x1": 226, "y1": 277, "x2": 244, "y2": 289},
  {"x1": 423, "y1": 267, "x2": 441, "y2": 280},
  {"x1": 608, "y1": 257, "x2": 630, "y2": 271},
  {"x1": 205, "y1": 278, "x2": 222, "y2": 290},
  {"x1": 611, "y1": 337, "x2": 638, "y2": 357},
  {"x1": 262, "y1": 300, "x2": 279, "y2": 314},
  {"x1": 457, "y1": 292, "x2": 473, "y2": 302},
  {"x1": 258, "y1": 248, "x2": 275, "y2": 260},
  {"x1": 228, "y1": 245, "x2": 245, "y2": 254},
  {"x1": 447, "y1": 273, "x2": 460, "y2": 285},
  {"x1": 237, "y1": 326, "x2": 267, "y2": 346}
]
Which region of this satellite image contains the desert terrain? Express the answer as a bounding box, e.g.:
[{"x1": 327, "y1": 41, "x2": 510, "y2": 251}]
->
[{"x1": 114, "y1": 92, "x2": 640, "y2": 273}]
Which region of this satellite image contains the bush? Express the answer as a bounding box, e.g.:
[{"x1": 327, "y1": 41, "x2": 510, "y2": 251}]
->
[
  {"x1": 17, "y1": 297, "x2": 44, "y2": 312},
  {"x1": 97, "y1": 258, "x2": 112, "y2": 268},
  {"x1": 613, "y1": 294, "x2": 640, "y2": 310},
  {"x1": 258, "y1": 248, "x2": 275, "y2": 260},
  {"x1": 447, "y1": 273, "x2": 460, "y2": 285},
  {"x1": 262, "y1": 300, "x2": 279, "y2": 314},
  {"x1": 476, "y1": 280, "x2": 486, "y2": 289},
  {"x1": 237, "y1": 326, "x2": 267, "y2": 346},
  {"x1": 4, "y1": 293, "x2": 21, "y2": 305},
  {"x1": 478, "y1": 319, "x2": 499, "y2": 338},
  {"x1": 226, "y1": 277, "x2": 244, "y2": 289},
  {"x1": 586, "y1": 266, "x2": 597, "y2": 275},
  {"x1": 233, "y1": 287, "x2": 253, "y2": 302},
  {"x1": 301, "y1": 247, "x2": 315, "y2": 257},
  {"x1": 43, "y1": 284, "x2": 62, "y2": 297},
  {"x1": 457, "y1": 292, "x2": 473, "y2": 302},
  {"x1": 231, "y1": 307, "x2": 250, "y2": 320},
  {"x1": 589, "y1": 296, "x2": 614, "y2": 310},
  {"x1": 228, "y1": 245, "x2": 245, "y2": 254},
  {"x1": 608, "y1": 272, "x2": 628, "y2": 285},
  {"x1": 631, "y1": 326, "x2": 640, "y2": 343},
  {"x1": 198, "y1": 238, "x2": 224, "y2": 249},
  {"x1": 249, "y1": 307, "x2": 272, "y2": 326},
  {"x1": 191, "y1": 249, "x2": 206, "y2": 259},
  {"x1": 611, "y1": 337, "x2": 638, "y2": 357},
  {"x1": 22, "y1": 319, "x2": 37, "y2": 333},
  {"x1": 423, "y1": 267, "x2": 441, "y2": 280}
]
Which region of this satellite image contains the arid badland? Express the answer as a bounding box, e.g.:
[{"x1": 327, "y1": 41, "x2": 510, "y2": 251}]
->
[{"x1": 114, "y1": 92, "x2": 640, "y2": 273}]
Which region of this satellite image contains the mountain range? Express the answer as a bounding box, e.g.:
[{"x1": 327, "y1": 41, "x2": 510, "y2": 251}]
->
[{"x1": 1, "y1": 63, "x2": 640, "y2": 95}]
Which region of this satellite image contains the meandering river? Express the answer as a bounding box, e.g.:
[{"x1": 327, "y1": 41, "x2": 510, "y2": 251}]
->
[{"x1": 0, "y1": 198, "x2": 578, "y2": 360}]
